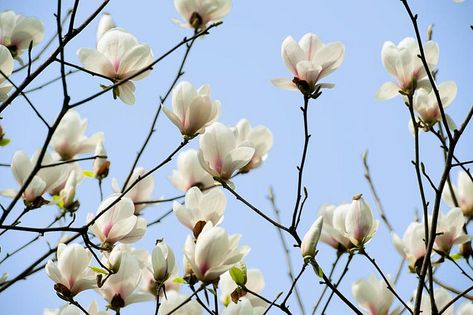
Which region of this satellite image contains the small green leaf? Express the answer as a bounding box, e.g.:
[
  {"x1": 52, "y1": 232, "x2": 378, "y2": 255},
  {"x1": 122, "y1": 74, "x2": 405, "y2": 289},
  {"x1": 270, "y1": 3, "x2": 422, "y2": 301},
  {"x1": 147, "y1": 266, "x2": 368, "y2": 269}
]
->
[
  {"x1": 450, "y1": 253, "x2": 462, "y2": 261},
  {"x1": 89, "y1": 266, "x2": 108, "y2": 274},
  {"x1": 82, "y1": 170, "x2": 96, "y2": 178},
  {"x1": 229, "y1": 263, "x2": 247, "y2": 286},
  {"x1": 173, "y1": 277, "x2": 185, "y2": 284},
  {"x1": 0, "y1": 138, "x2": 10, "y2": 146}
]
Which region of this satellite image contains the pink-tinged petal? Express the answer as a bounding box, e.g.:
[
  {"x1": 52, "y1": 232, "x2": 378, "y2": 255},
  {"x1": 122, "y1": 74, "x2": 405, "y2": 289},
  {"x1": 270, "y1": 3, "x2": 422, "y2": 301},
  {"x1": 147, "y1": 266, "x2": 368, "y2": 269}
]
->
[
  {"x1": 117, "y1": 81, "x2": 136, "y2": 105},
  {"x1": 271, "y1": 77, "x2": 297, "y2": 90},
  {"x1": 438, "y1": 81, "x2": 457, "y2": 108},
  {"x1": 299, "y1": 33, "x2": 322, "y2": 61},
  {"x1": 375, "y1": 81, "x2": 400, "y2": 101},
  {"x1": 281, "y1": 36, "x2": 305, "y2": 75},
  {"x1": 77, "y1": 48, "x2": 115, "y2": 78},
  {"x1": 117, "y1": 44, "x2": 153, "y2": 79}
]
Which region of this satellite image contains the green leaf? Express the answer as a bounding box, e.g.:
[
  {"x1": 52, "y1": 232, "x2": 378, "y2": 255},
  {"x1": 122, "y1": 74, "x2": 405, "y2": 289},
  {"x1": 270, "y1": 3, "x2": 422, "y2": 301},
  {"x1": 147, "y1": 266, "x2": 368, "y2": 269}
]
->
[
  {"x1": 89, "y1": 266, "x2": 108, "y2": 274},
  {"x1": 450, "y1": 253, "x2": 462, "y2": 261},
  {"x1": 82, "y1": 170, "x2": 96, "y2": 178},
  {"x1": 173, "y1": 277, "x2": 185, "y2": 284},
  {"x1": 0, "y1": 138, "x2": 10, "y2": 146},
  {"x1": 229, "y1": 263, "x2": 247, "y2": 286}
]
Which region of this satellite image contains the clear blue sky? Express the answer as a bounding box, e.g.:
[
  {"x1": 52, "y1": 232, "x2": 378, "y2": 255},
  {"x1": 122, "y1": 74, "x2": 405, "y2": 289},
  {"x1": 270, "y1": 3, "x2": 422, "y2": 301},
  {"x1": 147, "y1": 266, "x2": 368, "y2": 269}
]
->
[{"x1": 1, "y1": 0, "x2": 472, "y2": 314}]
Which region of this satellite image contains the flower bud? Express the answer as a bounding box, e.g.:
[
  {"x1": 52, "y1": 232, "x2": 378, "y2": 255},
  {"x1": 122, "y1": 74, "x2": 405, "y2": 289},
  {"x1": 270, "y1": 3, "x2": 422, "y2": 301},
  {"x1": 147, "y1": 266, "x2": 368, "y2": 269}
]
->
[
  {"x1": 301, "y1": 216, "x2": 323, "y2": 261},
  {"x1": 93, "y1": 140, "x2": 110, "y2": 180},
  {"x1": 152, "y1": 241, "x2": 176, "y2": 284},
  {"x1": 345, "y1": 194, "x2": 378, "y2": 248}
]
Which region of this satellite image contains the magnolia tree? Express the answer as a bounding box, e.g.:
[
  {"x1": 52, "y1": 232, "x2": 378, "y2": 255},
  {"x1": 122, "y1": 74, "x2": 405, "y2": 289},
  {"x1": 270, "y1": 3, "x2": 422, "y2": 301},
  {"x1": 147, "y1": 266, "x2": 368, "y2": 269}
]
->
[{"x1": 0, "y1": 1, "x2": 472, "y2": 315}]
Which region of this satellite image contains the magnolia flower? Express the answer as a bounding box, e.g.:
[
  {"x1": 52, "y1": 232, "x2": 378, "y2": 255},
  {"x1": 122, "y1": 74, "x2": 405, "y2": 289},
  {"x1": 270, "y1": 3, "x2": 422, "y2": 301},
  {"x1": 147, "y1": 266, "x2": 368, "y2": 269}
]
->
[
  {"x1": 198, "y1": 122, "x2": 255, "y2": 181},
  {"x1": 301, "y1": 216, "x2": 323, "y2": 260},
  {"x1": 0, "y1": 10, "x2": 44, "y2": 58},
  {"x1": 97, "y1": 13, "x2": 116, "y2": 42},
  {"x1": 77, "y1": 28, "x2": 153, "y2": 104},
  {"x1": 392, "y1": 222, "x2": 426, "y2": 272},
  {"x1": 158, "y1": 291, "x2": 202, "y2": 315},
  {"x1": 100, "y1": 253, "x2": 151, "y2": 311},
  {"x1": 184, "y1": 222, "x2": 250, "y2": 283},
  {"x1": 272, "y1": 33, "x2": 345, "y2": 94},
  {"x1": 43, "y1": 301, "x2": 109, "y2": 315},
  {"x1": 93, "y1": 140, "x2": 110, "y2": 179},
  {"x1": 173, "y1": 0, "x2": 231, "y2": 29},
  {"x1": 345, "y1": 194, "x2": 379, "y2": 248},
  {"x1": 352, "y1": 274, "x2": 394, "y2": 315},
  {"x1": 103, "y1": 243, "x2": 149, "y2": 273},
  {"x1": 318, "y1": 203, "x2": 353, "y2": 251},
  {"x1": 418, "y1": 288, "x2": 453, "y2": 315},
  {"x1": 163, "y1": 81, "x2": 220, "y2": 137},
  {"x1": 51, "y1": 110, "x2": 104, "y2": 160},
  {"x1": 87, "y1": 194, "x2": 146, "y2": 246},
  {"x1": 222, "y1": 298, "x2": 266, "y2": 315},
  {"x1": 233, "y1": 119, "x2": 273, "y2": 172},
  {"x1": 457, "y1": 302, "x2": 473, "y2": 315},
  {"x1": 8, "y1": 150, "x2": 68, "y2": 203},
  {"x1": 45, "y1": 243, "x2": 96, "y2": 297},
  {"x1": 433, "y1": 207, "x2": 470, "y2": 256},
  {"x1": 173, "y1": 186, "x2": 226, "y2": 230},
  {"x1": 220, "y1": 268, "x2": 266, "y2": 308},
  {"x1": 170, "y1": 149, "x2": 214, "y2": 192},
  {"x1": 0, "y1": 45, "x2": 13, "y2": 101},
  {"x1": 376, "y1": 37, "x2": 439, "y2": 100},
  {"x1": 151, "y1": 241, "x2": 177, "y2": 284},
  {"x1": 411, "y1": 81, "x2": 457, "y2": 131},
  {"x1": 112, "y1": 167, "x2": 154, "y2": 214},
  {"x1": 442, "y1": 171, "x2": 473, "y2": 218}
]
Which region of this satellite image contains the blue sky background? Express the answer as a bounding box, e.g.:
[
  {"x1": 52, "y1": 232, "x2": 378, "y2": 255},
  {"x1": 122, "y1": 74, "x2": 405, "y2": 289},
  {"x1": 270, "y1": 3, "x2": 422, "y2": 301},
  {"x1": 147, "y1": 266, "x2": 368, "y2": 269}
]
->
[{"x1": 0, "y1": 0, "x2": 472, "y2": 314}]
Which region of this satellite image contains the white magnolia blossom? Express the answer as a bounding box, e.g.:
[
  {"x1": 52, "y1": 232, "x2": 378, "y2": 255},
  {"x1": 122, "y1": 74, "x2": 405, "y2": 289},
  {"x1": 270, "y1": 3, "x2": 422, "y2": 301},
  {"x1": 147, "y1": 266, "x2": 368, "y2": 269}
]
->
[
  {"x1": 222, "y1": 298, "x2": 266, "y2": 315},
  {"x1": 151, "y1": 241, "x2": 177, "y2": 284},
  {"x1": 345, "y1": 195, "x2": 379, "y2": 248},
  {"x1": 51, "y1": 110, "x2": 104, "y2": 160},
  {"x1": 220, "y1": 268, "x2": 266, "y2": 308},
  {"x1": 8, "y1": 150, "x2": 68, "y2": 202},
  {"x1": 0, "y1": 45, "x2": 13, "y2": 101},
  {"x1": 88, "y1": 194, "x2": 146, "y2": 246},
  {"x1": 411, "y1": 81, "x2": 457, "y2": 130},
  {"x1": 272, "y1": 33, "x2": 345, "y2": 94},
  {"x1": 173, "y1": 0, "x2": 231, "y2": 29},
  {"x1": 45, "y1": 243, "x2": 96, "y2": 297},
  {"x1": 198, "y1": 122, "x2": 255, "y2": 181},
  {"x1": 376, "y1": 37, "x2": 439, "y2": 100},
  {"x1": 173, "y1": 186, "x2": 226, "y2": 230},
  {"x1": 103, "y1": 243, "x2": 149, "y2": 273},
  {"x1": 44, "y1": 301, "x2": 108, "y2": 315},
  {"x1": 443, "y1": 171, "x2": 473, "y2": 218},
  {"x1": 184, "y1": 222, "x2": 250, "y2": 283},
  {"x1": 100, "y1": 253, "x2": 151, "y2": 311},
  {"x1": 158, "y1": 291, "x2": 202, "y2": 315},
  {"x1": 352, "y1": 274, "x2": 394, "y2": 315},
  {"x1": 77, "y1": 28, "x2": 153, "y2": 104},
  {"x1": 97, "y1": 13, "x2": 116, "y2": 42},
  {"x1": 0, "y1": 10, "x2": 44, "y2": 58},
  {"x1": 163, "y1": 81, "x2": 220, "y2": 137},
  {"x1": 318, "y1": 203, "x2": 353, "y2": 251},
  {"x1": 432, "y1": 207, "x2": 470, "y2": 255},
  {"x1": 233, "y1": 119, "x2": 273, "y2": 172},
  {"x1": 457, "y1": 302, "x2": 473, "y2": 315},
  {"x1": 170, "y1": 149, "x2": 214, "y2": 192},
  {"x1": 418, "y1": 288, "x2": 453, "y2": 315},
  {"x1": 392, "y1": 222, "x2": 426, "y2": 272},
  {"x1": 301, "y1": 216, "x2": 323, "y2": 260},
  {"x1": 112, "y1": 167, "x2": 154, "y2": 214}
]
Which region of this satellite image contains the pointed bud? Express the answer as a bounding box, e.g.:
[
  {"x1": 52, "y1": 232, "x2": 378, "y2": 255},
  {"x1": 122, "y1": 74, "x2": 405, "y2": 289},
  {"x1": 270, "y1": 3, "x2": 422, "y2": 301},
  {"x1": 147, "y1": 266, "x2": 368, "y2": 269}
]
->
[
  {"x1": 93, "y1": 140, "x2": 110, "y2": 180},
  {"x1": 96, "y1": 13, "x2": 116, "y2": 42},
  {"x1": 301, "y1": 216, "x2": 323, "y2": 261}
]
